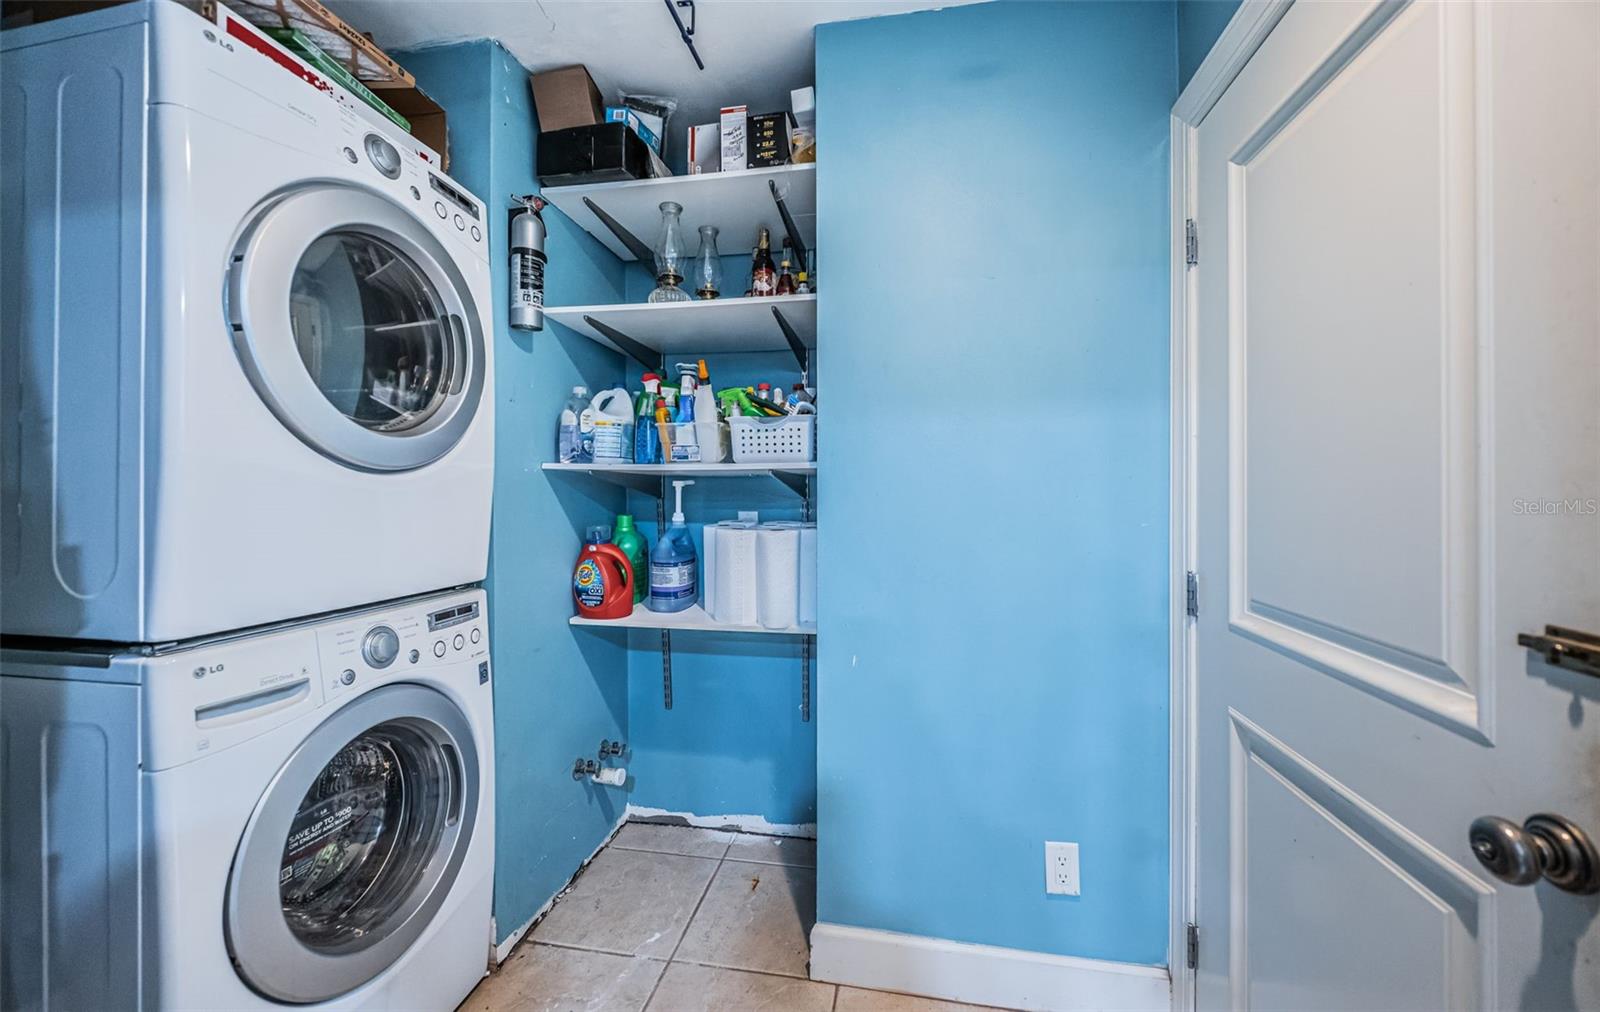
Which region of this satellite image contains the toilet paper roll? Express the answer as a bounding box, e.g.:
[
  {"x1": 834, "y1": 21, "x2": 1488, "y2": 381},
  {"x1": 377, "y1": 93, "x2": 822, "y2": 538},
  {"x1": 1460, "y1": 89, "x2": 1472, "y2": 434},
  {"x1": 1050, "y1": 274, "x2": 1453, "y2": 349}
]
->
[
  {"x1": 798, "y1": 523, "x2": 818, "y2": 626},
  {"x1": 712, "y1": 524, "x2": 759, "y2": 626},
  {"x1": 756, "y1": 525, "x2": 801, "y2": 630},
  {"x1": 590, "y1": 766, "x2": 627, "y2": 787}
]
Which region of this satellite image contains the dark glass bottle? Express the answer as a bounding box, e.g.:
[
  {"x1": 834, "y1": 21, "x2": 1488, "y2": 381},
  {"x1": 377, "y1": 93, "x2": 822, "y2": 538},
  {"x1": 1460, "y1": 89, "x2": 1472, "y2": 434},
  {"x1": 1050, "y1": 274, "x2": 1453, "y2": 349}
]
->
[
  {"x1": 750, "y1": 227, "x2": 777, "y2": 297},
  {"x1": 776, "y1": 238, "x2": 796, "y2": 296}
]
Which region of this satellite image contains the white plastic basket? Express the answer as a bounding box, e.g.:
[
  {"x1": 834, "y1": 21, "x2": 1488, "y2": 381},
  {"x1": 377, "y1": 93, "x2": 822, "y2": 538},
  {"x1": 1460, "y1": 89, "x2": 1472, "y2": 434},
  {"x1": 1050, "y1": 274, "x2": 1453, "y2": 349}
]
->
[{"x1": 727, "y1": 414, "x2": 816, "y2": 463}]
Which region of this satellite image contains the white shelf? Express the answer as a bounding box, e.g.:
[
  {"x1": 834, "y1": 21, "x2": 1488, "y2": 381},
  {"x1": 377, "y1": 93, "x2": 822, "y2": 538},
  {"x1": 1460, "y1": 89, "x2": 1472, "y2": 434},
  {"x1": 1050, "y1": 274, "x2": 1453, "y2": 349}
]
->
[
  {"x1": 571, "y1": 603, "x2": 815, "y2": 636},
  {"x1": 541, "y1": 164, "x2": 816, "y2": 262},
  {"x1": 541, "y1": 461, "x2": 814, "y2": 496},
  {"x1": 545, "y1": 295, "x2": 815, "y2": 360}
]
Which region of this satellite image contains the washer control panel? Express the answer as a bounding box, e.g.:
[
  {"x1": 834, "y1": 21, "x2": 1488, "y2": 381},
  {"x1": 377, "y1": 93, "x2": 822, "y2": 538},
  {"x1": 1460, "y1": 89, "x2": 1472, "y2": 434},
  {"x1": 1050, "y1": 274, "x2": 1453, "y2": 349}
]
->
[
  {"x1": 362, "y1": 625, "x2": 400, "y2": 668},
  {"x1": 316, "y1": 590, "x2": 489, "y2": 702}
]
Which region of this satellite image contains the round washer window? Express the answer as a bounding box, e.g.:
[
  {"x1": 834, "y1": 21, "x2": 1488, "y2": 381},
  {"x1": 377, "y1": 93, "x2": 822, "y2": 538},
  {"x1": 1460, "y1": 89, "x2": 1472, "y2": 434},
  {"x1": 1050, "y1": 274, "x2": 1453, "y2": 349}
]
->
[
  {"x1": 279, "y1": 721, "x2": 455, "y2": 952},
  {"x1": 289, "y1": 232, "x2": 454, "y2": 434}
]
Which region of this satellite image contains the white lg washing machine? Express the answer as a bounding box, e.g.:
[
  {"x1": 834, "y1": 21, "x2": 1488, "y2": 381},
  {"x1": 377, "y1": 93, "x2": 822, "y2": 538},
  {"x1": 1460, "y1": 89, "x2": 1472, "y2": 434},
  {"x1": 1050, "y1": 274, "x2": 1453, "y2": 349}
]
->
[
  {"x1": 0, "y1": 587, "x2": 495, "y2": 1010},
  {"x1": 1, "y1": 1, "x2": 494, "y2": 643}
]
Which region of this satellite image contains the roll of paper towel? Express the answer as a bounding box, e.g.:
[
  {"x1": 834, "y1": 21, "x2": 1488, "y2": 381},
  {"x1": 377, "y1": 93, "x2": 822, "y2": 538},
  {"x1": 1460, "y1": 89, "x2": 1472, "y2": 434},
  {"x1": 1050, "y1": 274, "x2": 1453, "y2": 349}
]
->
[
  {"x1": 711, "y1": 523, "x2": 758, "y2": 626},
  {"x1": 798, "y1": 523, "x2": 817, "y2": 626},
  {"x1": 756, "y1": 524, "x2": 800, "y2": 629}
]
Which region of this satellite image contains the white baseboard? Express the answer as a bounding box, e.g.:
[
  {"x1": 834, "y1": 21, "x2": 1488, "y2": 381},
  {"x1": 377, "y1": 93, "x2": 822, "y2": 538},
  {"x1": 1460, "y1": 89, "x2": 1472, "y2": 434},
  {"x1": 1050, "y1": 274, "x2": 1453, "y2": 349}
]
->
[
  {"x1": 809, "y1": 923, "x2": 1170, "y2": 1012},
  {"x1": 493, "y1": 812, "x2": 627, "y2": 964},
  {"x1": 625, "y1": 803, "x2": 816, "y2": 839}
]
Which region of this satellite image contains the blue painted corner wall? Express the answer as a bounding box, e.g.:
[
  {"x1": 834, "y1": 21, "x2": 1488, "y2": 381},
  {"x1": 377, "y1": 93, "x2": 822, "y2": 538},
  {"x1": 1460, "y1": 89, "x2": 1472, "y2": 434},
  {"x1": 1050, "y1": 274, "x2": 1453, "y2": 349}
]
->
[
  {"x1": 1177, "y1": 0, "x2": 1243, "y2": 91},
  {"x1": 621, "y1": 350, "x2": 817, "y2": 830},
  {"x1": 815, "y1": 0, "x2": 1176, "y2": 966},
  {"x1": 401, "y1": 40, "x2": 631, "y2": 946}
]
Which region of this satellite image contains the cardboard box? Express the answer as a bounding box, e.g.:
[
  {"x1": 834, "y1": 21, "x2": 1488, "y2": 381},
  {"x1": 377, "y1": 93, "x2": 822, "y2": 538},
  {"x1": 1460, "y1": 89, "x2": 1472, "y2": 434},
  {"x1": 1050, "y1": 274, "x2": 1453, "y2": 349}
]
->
[
  {"x1": 719, "y1": 105, "x2": 748, "y2": 173},
  {"x1": 529, "y1": 65, "x2": 604, "y2": 133},
  {"x1": 688, "y1": 123, "x2": 720, "y2": 174},
  {"x1": 622, "y1": 96, "x2": 672, "y2": 151},
  {"x1": 537, "y1": 122, "x2": 663, "y2": 186},
  {"x1": 790, "y1": 86, "x2": 815, "y2": 129},
  {"x1": 384, "y1": 86, "x2": 450, "y2": 171},
  {"x1": 604, "y1": 107, "x2": 661, "y2": 153},
  {"x1": 747, "y1": 111, "x2": 794, "y2": 168}
]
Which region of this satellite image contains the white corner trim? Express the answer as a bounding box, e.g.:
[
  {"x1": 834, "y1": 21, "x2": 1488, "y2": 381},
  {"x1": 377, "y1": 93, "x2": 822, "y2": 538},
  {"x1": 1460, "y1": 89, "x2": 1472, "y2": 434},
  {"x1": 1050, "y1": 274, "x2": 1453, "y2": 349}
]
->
[
  {"x1": 492, "y1": 812, "x2": 628, "y2": 964},
  {"x1": 1167, "y1": 109, "x2": 1199, "y2": 1012},
  {"x1": 1173, "y1": 0, "x2": 1294, "y2": 126},
  {"x1": 625, "y1": 803, "x2": 817, "y2": 839},
  {"x1": 809, "y1": 923, "x2": 1170, "y2": 1012}
]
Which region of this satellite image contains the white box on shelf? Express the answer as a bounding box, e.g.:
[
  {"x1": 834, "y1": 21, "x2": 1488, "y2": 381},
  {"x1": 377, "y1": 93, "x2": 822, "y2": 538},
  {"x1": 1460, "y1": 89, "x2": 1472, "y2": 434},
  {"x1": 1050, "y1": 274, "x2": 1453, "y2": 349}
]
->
[
  {"x1": 720, "y1": 105, "x2": 748, "y2": 171},
  {"x1": 689, "y1": 123, "x2": 720, "y2": 174}
]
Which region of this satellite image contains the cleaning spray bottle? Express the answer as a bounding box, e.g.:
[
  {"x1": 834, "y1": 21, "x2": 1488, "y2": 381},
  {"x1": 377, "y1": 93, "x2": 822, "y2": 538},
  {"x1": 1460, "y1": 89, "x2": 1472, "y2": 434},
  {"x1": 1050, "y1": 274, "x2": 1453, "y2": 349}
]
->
[
  {"x1": 634, "y1": 373, "x2": 662, "y2": 464},
  {"x1": 573, "y1": 525, "x2": 634, "y2": 619},
  {"x1": 692, "y1": 359, "x2": 725, "y2": 462},
  {"x1": 671, "y1": 363, "x2": 700, "y2": 461},
  {"x1": 649, "y1": 480, "x2": 697, "y2": 613}
]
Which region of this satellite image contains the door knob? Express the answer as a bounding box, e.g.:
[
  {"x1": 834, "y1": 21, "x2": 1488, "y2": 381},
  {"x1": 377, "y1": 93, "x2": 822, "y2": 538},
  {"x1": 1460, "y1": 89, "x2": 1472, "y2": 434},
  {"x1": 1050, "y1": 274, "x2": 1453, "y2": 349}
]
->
[{"x1": 1469, "y1": 813, "x2": 1600, "y2": 894}]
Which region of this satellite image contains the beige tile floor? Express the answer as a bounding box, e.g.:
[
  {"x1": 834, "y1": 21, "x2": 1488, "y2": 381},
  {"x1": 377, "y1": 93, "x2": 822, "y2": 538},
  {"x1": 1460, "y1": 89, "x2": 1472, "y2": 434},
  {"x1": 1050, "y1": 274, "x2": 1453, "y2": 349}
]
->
[{"x1": 460, "y1": 823, "x2": 1007, "y2": 1012}]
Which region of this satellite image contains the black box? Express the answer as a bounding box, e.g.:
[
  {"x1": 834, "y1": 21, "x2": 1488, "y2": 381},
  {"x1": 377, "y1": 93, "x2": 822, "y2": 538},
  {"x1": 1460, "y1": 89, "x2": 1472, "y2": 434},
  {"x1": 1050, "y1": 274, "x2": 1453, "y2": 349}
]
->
[
  {"x1": 537, "y1": 123, "x2": 653, "y2": 185},
  {"x1": 747, "y1": 111, "x2": 795, "y2": 168}
]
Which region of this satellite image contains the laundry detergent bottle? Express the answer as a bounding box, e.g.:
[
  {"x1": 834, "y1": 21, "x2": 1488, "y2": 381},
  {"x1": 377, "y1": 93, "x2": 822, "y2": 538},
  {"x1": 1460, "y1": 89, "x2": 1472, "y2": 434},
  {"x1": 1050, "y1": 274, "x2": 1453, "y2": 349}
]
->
[
  {"x1": 648, "y1": 480, "x2": 698, "y2": 612},
  {"x1": 573, "y1": 525, "x2": 634, "y2": 619},
  {"x1": 611, "y1": 514, "x2": 649, "y2": 605}
]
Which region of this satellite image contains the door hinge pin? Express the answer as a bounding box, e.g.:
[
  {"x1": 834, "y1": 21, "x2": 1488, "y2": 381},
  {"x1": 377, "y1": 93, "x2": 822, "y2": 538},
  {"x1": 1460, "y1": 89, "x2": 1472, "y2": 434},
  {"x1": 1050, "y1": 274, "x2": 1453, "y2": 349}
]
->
[
  {"x1": 1185, "y1": 218, "x2": 1198, "y2": 267},
  {"x1": 1186, "y1": 571, "x2": 1199, "y2": 618},
  {"x1": 1186, "y1": 922, "x2": 1199, "y2": 970}
]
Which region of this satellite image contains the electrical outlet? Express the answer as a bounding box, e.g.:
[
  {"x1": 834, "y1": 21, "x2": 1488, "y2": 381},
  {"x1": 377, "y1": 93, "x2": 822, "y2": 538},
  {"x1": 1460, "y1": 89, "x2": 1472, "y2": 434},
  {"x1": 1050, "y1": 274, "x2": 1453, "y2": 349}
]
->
[{"x1": 1045, "y1": 841, "x2": 1079, "y2": 896}]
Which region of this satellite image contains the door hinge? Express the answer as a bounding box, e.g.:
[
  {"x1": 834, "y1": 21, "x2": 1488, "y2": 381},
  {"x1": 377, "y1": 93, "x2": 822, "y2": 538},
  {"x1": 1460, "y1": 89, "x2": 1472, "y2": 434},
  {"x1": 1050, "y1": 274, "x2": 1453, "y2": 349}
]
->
[
  {"x1": 1184, "y1": 218, "x2": 1198, "y2": 267},
  {"x1": 1186, "y1": 923, "x2": 1199, "y2": 970},
  {"x1": 1186, "y1": 571, "x2": 1199, "y2": 618}
]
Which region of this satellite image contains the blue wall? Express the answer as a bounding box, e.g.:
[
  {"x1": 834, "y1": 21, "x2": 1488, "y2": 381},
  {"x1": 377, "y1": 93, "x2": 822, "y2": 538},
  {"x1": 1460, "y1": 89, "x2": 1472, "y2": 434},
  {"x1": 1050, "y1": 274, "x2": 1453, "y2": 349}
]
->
[
  {"x1": 815, "y1": 0, "x2": 1175, "y2": 967},
  {"x1": 1177, "y1": 0, "x2": 1242, "y2": 91},
  {"x1": 402, "y1": 41, "x2": 632, "y2": 946},
  {"x1": 622, "y1": 349, "x2": 817, "y2": 829}
]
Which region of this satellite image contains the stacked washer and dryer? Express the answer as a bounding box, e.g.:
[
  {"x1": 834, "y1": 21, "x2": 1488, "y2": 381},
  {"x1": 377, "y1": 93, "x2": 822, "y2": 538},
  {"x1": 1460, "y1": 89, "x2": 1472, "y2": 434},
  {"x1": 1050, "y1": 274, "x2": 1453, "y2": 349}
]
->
[{"x1": 2, "y1": 3, "x2": 498, "y2": 1009}]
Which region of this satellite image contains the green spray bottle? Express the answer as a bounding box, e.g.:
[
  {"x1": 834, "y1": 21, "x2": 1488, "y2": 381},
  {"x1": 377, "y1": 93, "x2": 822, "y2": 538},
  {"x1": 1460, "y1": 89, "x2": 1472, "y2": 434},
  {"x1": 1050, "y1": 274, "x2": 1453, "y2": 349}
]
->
[{"x1": 611, "y1": 515, "x2": 649, "y2": 604}]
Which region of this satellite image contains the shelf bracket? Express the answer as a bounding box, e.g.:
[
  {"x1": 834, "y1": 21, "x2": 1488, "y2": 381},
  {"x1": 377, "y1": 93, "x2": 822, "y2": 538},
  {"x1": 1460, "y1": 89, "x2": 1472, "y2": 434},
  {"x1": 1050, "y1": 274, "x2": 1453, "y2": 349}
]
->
[
  {"x1": 768, "y1": 180, "x2": 809, "y2": 268},
  {"x1": 771, "y1": 469, "x2": 809, "y2": 499},
  {"x1": 582, "y1": 196, "x2": 655, "y2": 262},
  {"x1": 658, "y1": 485, "x2": 673, "y2": 708},
  {"x1": 566, "y1": 466, "x2": 660, "y2": 497},
  {"x1": 662, "y1": 630, "x2": 674, "y2": 708},
  {"x1": 800, "y1": 635, "x2": 812, "y2": 722},
  {"x1": 771, "y1": 306, "x2": 809, "y2": 375},
  {"x1": 584, "y1": 315, "x2": 659, "y2": 371}
]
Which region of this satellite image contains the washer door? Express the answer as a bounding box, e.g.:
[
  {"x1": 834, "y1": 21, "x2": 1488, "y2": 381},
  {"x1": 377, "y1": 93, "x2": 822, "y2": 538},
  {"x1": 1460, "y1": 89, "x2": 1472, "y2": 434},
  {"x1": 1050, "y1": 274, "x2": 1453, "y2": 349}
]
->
[
  {"x1": 227, "y1": 184, "x2": 486, "y2": 472},
  {"x1": 226, "y1": 684, "x2": 480, "y2": 1004}
]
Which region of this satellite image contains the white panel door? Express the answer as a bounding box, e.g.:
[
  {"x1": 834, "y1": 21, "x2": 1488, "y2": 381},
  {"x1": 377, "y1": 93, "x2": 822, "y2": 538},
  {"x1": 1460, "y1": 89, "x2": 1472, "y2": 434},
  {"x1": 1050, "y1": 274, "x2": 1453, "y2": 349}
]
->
[{"x1": 1193, "y1": 2, "x2": 1600, "y2": 1008}]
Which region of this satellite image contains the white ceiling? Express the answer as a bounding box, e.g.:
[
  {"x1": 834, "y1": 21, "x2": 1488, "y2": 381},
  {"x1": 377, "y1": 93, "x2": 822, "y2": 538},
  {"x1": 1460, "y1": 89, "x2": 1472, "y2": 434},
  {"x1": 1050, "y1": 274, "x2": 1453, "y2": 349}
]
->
[{"x1": 326, "y1": 0, "x2": 979, "y2": 165}]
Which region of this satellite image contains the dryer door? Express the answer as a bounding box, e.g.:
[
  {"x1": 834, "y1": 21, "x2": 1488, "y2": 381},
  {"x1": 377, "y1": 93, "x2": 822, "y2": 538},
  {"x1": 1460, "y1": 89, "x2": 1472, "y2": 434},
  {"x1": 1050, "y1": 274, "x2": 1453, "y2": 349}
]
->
[
  {"x1": 225, "y1": 683, "x2": 481, "y2": 1004},
  {"x1": 227, "y1": 184, "x2": 487, "y2": 472}
]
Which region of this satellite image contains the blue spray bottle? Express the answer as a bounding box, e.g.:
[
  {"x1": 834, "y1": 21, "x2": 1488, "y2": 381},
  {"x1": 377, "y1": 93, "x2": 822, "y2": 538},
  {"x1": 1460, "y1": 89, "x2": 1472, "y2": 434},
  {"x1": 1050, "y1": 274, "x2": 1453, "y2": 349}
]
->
[{"x1": 649, "y1": 480, "x2": 698, "y2": 612}]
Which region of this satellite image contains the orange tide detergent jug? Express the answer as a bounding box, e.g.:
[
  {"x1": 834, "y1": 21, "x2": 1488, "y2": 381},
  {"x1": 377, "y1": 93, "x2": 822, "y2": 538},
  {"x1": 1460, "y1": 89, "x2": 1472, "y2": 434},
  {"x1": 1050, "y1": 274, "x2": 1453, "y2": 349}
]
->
[{"x1": 573, "y1": 526, "x2": 634, "y2": 619}]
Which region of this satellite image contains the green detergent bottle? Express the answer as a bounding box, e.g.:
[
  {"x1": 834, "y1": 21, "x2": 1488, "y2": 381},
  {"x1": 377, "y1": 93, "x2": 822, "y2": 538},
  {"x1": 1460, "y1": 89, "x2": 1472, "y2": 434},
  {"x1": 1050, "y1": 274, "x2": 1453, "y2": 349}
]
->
[{"x1": 611, "y1": 515, "x2": 649, "y2": 604}]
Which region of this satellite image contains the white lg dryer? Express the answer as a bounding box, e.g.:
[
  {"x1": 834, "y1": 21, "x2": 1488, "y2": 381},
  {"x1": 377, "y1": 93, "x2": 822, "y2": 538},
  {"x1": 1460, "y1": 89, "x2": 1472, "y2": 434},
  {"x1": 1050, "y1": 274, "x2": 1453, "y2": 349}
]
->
[
  {"x1": 0, "y1": 587, "x2": 495, "y2": 1010},
  {"x1": 1, "y1": 1, "x2": 494, "y2": 643}
]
